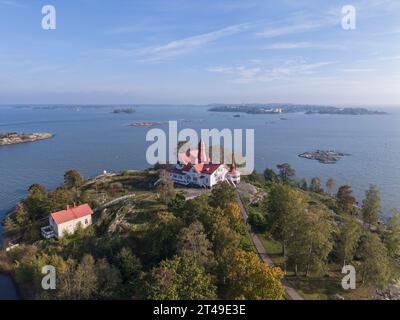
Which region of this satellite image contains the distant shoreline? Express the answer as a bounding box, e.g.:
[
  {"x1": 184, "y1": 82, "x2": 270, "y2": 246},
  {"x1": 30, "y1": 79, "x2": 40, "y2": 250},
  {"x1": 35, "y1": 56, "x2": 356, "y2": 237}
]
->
[{"x1": 208, "y1": 105, "x2": 389, "y2": 115}]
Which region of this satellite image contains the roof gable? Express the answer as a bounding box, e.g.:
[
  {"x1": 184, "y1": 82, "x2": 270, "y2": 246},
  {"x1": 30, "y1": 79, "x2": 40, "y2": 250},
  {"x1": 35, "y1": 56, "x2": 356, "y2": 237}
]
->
[{"x1": 51, "y1": 204, "x2": 93, "y2": 225}]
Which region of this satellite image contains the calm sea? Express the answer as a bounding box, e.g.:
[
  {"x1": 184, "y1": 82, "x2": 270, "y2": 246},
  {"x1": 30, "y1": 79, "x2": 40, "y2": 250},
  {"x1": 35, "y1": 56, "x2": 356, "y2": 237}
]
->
[{"x1": 0, "y1": 105, "x2": 399, "y2": 298}]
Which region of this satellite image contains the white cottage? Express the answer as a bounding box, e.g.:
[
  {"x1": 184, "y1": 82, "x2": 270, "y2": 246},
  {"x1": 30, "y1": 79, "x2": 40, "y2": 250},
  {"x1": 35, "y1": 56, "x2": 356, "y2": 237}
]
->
[{"x1": 43, "y1": 204, "x2": 94, "y2": 239}]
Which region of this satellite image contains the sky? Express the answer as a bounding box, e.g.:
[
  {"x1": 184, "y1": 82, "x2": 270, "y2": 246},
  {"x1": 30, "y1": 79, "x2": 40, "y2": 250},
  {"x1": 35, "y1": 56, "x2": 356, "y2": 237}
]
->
[{"x1": 0, "y1": 0, "x2": 399, "y2": 106}]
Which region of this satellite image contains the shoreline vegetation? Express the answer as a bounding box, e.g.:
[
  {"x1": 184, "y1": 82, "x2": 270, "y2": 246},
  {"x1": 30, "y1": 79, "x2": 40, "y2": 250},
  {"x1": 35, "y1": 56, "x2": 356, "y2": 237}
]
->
[
  {"x1": 1, "y1": 163, "x2": 400, "y2": 300},
  {"x1": 0, "y1": 132, "x2": 54, "y2": 146},
  {"x1": 208, "y1": 104, "x2": 388, "y2": 115}
]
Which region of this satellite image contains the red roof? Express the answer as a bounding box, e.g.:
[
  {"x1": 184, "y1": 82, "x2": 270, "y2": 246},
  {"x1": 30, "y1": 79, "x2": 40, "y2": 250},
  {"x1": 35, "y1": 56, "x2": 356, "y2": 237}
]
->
[
  {"x1": 167, "y1": 163, "x2": 221, "y2": 175},
  {"x1": 51, "y1": 204, "x2": 93, "y2": 225}
]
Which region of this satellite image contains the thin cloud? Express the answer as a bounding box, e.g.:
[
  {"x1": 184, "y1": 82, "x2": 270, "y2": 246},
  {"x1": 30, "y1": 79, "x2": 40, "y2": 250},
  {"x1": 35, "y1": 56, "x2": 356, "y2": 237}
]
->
[
  {"x1": 0, "y1": 0, "x2": 24, "y2": 7},
  {"x1": 208, "y1": 60, "x2": 336, "y2": 84},
  {"x1": 342, "y1": 68, "x2": 376, "y2": 73},
  {"x1": 132, "y1": 23, "x2": 252, "y2": 62},
  {"x1": 262, "y1": 42, "x2": 344, "y2": 50},
  {"x1": 379, "y1": 55, "x2": 400, "y2": 61},
  {"x1": 256, "y1": 23, "x2": 323, "y2": 38}
]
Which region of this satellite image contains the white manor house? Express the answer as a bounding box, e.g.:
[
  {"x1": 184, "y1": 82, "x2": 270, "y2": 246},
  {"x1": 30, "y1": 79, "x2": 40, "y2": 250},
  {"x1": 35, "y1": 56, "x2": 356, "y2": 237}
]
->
[{"x1": 166, "y1": 140, "x2": 240, "y2": 188}]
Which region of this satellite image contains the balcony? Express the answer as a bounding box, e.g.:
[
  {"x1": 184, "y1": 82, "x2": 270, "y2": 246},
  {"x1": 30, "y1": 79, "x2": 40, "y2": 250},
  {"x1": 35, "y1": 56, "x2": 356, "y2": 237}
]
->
[{"x1": 41, "y1": 226, "x2": 55, "y2": 239}]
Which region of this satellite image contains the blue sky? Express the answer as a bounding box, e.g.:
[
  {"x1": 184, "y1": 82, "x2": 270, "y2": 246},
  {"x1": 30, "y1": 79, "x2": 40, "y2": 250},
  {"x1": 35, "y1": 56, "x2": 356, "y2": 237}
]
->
[{"x1": 0, "y1": 0, "x2": 399, "y2": 105}]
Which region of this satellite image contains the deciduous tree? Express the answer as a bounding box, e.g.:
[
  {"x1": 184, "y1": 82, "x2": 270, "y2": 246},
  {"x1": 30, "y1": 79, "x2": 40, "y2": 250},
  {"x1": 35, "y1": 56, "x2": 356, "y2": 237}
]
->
[
  {"x1": 276, "y1": 163, "x2": 296, "y2": 184},
  {"x1": 337, "y1": 185, "x2": 356, "y2": 214},
  {"x1": 337, "y1": 214, "x2": 362, "y2": 266},
  {"x1": 225, "y1": 251, "x2": 284, "y2": 300},
  {"x1": 362, "y1": 185, "x2": 381, "y2": 227},
  {"x1": 358, "y1": 232, "x2": 391, "y2": 289},
  {"x1": 383, "y1": 209, "x2": 400, "y2": 258}
]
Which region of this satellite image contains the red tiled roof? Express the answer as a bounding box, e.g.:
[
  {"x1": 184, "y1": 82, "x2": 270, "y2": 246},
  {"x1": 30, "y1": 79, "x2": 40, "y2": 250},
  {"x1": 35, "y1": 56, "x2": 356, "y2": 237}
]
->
[
  {"x1": 167, "y1": 163, "x2": 221, "y2": 175},
  {"x1": 51, "y1": 204, "x2": 93, "y2": 225}
]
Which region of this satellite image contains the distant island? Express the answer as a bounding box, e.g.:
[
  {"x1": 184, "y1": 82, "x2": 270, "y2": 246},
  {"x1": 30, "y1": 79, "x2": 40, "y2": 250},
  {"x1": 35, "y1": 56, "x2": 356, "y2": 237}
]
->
[
  {"x1": 0, "y1": 132, "x2": 53, "y2": 146},
  {"x1": 299, "y1": 150, "x2": 350, "y2": 164},
  {"x1": 112, "y1": 107, "x2": 136, "y2": 114},
  {"x1": 128, "y1": 121, "x2": 168, "y2": 127},
  {"x1": 208, "y1": 104, "x2": 388, "y2": 115}
]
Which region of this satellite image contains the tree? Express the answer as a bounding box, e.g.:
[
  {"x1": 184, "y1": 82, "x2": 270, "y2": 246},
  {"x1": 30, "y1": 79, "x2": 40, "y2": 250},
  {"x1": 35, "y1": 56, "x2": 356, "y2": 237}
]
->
[
  {"x1": 177, "y1": 221, "x2": 216, "y2": 271},
  {"x1": 147, "y1": 256, "x2": 217, "y2": 300},
  {"x1": 70, "y1": 254, "x2": 98, "y2": 299},
  {"x1": 263, "y1": 168, "x2": 279, "y2": 183},
  {"x1": 224, "y1": 202, "x2": 242, "y2": 231},
  {"x1": 336, "y1": 214, "x2": 362, "y2": 266},
  {"x1": 210, "y1": 216, "x2": 241, "y2": 260},
  {"x1": 156, "y1": 170, "x2": 176, "y2": 204},
  {"x1": 299, "y1": 178, "x2": 308, "y2": 191},
  {"x1": 383, "y1": 209, "x2": 400, "y2": 258},
  {"x1": 95, "y1": 258, "x2": 122, "y2": 299},
  {"x1": 24, "y1": 184, "x2": 48, "y2": 219},
  {"x1": 3, "y1": 203, "x2": 28, "y2": 238},
  {"x1": 326, "y1": 178, "x2": 336, "y2": 195},
  {"x1": 266, "y1": 184, "x2": 307, "y2": 256},
  {"x1": 64, "y1": 170, "x2": 83, "y2": 188},
  {"x1": 248, "y1": 211, "x2": 268, "y2": 233},
  {"x1": 287, "y1": 208, "x2": 335, "y2": 276},
  {"x1": 337, "y1": 185, "x2": 356, "y2": 214},
  {"x1": 276, "y1": 163, "x2": 296, "y2": 183},
  {"x1": 361, "y1": 185, "x2": 381, "y2": 227},
  {"x1": 116, "y1": 247, "x2": 142, "y2": 283},
  {"x1": 358, "y1": 231, "x2": 391, "y2": 289},
  {"x1": 46, "y1": 187, "x2": 75, "y2": 212},
  {"x1": 144, "y1": 211, "x2": 183, "y2": 263},
  {"x1": 208, "y1": 181, "x2": 236, "y2": 210},
  {"x1": 310, "y1": 177, "x2": 323, "y2": 193},
  {"x1": 225, "y1": 251, "x2": 284, "y2": 300}
]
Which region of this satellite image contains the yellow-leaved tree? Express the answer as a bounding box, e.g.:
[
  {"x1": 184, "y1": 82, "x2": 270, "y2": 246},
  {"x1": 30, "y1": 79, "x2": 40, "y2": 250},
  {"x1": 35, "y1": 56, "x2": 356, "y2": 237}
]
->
[{"x1": 225, "y1": 250, "x2": 285, "y2": 300}]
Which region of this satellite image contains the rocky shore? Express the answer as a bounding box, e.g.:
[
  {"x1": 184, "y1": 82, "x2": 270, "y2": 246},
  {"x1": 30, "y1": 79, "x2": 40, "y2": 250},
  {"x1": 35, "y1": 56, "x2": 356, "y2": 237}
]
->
[
  {"x1": 0, "y1": 132, "x2": 54, "y2": 146},
  {"x1": 299, "y1": 150, "x2": 349, "y2": 164}
]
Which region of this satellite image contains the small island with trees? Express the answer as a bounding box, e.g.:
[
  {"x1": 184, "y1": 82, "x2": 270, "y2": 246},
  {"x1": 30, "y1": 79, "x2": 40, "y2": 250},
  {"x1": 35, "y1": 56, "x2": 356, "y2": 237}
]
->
[
  {"x1": 0, "y1": 132, "x2": 54, "y2": 146},
  {"x1": 112, "y1": 107, "x2": 136, "y2": 114},
  {"x1": 299, "y1": 150, "x2": 350, "y2": 164}
]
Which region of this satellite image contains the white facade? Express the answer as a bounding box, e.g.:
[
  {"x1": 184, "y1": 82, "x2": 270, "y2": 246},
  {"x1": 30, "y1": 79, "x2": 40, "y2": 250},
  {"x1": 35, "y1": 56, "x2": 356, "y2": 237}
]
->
[
  {"x1": 49, "y1": 214, "x2": 92, "y2": 239},
  {"x1": 168, "y1": 164, "x2": 239, "y2": 188}
]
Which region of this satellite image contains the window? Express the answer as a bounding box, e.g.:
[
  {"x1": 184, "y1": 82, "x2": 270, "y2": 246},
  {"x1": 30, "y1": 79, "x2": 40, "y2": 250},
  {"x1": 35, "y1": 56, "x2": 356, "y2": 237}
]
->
[{"x1": 85, "y1": 219, "x2": 88, "y2": 225}]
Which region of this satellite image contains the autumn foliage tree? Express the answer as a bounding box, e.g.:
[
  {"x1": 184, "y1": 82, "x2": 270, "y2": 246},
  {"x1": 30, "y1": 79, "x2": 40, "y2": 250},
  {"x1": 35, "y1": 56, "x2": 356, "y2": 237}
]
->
[{"x1": 225, "y1": 251, "x2": 285, "y2": 300}]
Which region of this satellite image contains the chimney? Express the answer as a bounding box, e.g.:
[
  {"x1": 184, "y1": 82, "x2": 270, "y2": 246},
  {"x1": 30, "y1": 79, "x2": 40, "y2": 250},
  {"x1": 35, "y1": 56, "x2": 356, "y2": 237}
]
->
[{"x1": 66, "y1": 205, "x2": 70, "y2": 210}]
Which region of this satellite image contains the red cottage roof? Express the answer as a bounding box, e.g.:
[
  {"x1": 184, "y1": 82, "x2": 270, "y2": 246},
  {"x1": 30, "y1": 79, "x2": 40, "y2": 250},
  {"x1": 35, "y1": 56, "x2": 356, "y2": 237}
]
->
[{"x1": 51, "y1": 204, "x2": 93, "y2": 225}]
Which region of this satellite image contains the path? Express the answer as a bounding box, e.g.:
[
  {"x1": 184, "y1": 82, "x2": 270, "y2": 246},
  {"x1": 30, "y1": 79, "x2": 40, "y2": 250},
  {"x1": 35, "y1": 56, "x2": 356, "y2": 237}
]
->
[{"x1": 236, "y1": 193, "x2": 304, "y2": 300}]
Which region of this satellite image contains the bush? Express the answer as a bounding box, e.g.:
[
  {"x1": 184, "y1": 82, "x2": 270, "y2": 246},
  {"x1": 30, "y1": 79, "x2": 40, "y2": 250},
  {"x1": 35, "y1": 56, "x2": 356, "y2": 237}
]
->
[{"x1": 248, "y1": 210, "x2": 268, "y2": 233}]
